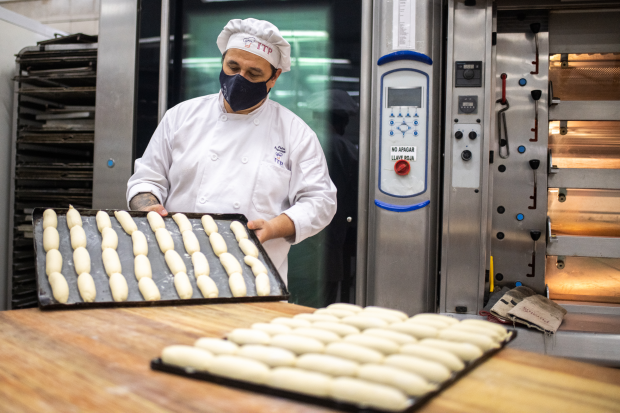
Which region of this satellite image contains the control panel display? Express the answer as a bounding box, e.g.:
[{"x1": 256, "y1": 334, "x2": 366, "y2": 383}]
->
[
  {"x1": 387, "y1": 87, "x2": 422, "y2": 108},
  {"x1": 458, "y1": 95, "x2": 478, "y2": 114},
  {"x1": 455, "y1": 61, "x2": 482, "y2": 88}
]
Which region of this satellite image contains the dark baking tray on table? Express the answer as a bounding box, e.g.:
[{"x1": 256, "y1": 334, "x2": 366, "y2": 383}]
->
[
  {"x1": 33, "y1": 207, "x2": 289, "y2": 310},
  {"x1": 150, "y1": 330, "x2": 517, "y2": 412}
]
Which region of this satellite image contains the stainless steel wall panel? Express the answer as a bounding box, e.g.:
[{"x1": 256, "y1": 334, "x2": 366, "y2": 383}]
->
[{"x1": 549, "y1": 10, "x2": 620, "y2": 54}]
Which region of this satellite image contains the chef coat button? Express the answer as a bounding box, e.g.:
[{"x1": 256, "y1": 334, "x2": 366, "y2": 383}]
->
[
  {"x1": 199, "y1": 197, "x2": 206, "y2": 204},
  {"x1": 242, "y1": 157, "x2": 248, "y2": 164},
  {"x1": 253, "y1": 119, "x2": 260, "y2": 126},
  {"x1": 233, "y1": 202, "x2": 240, "y2": 209},
  {"x1": 220, "y1": 115, "x2": 227, "y2": 122},
  {"x1": 211, "y1": 154, "x2": 218, "y2": 161}
]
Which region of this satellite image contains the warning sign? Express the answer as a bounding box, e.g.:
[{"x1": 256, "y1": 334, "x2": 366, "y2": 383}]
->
[{"x1": 391, "y1": 146, "x2": 416, "y2": 161}]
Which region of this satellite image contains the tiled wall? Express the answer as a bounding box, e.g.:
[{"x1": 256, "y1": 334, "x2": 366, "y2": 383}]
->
[{"x1": 0, "y1": 0, "x2": 99, "y2": 35}]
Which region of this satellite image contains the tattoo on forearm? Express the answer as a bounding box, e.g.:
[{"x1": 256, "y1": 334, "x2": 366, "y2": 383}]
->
[{"x1": 129, "y1": 193, "x2": 160, "y2": 210}]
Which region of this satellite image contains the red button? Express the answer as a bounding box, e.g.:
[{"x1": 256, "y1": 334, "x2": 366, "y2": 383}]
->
[{"x1": 394, "y1": 159, "x2": 410, "y2": 176}]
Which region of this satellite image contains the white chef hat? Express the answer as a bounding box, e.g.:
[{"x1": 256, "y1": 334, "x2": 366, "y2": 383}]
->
[{"x1": 217, "y1": 18, "x2": 291, "y2": 73}]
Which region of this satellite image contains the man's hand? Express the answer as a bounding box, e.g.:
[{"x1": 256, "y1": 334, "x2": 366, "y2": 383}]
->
[
  {"x1": 248, "y1": 214, "x2": 295, "y2": 243},
  {"x1": 129, "y1": 193, "x2": 168, "y2": 216}
]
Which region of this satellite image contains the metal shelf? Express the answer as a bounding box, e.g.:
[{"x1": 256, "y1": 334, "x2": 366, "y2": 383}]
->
[
  {"x1": 547, "y1": 235, "x2": 620, "y2": 258},
  {"x1": 548, "y1": 168, "x2": 620, "y2": 189},
  {"x1": 549, "y1": 101, "x2": 620, "y2": 121}
]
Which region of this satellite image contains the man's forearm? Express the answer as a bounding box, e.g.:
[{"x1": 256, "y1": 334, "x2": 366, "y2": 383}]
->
[{"x1": 129, "y1": 192, "x2": 160, "y2": 211}]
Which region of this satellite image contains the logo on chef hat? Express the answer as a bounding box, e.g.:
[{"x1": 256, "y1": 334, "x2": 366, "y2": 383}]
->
[
  {"x1": 243, "y1": 37, "x2": 256, "y2": 48},
  {"x1": 274, "y1": 146, "x2": 285, "y2": 166}
]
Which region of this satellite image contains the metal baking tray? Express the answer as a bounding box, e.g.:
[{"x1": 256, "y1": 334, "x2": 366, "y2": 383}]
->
[
  {"x1": 33, "y1": 208, "x2": 289, "y2": 310},
  {"x1": 150, "y1": 331, "x2": 517, "y2": 413}
]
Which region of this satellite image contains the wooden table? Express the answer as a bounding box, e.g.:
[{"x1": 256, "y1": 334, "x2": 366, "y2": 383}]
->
[{"x1": 1, "y1": 303, "x2": 619, "y2": 413}]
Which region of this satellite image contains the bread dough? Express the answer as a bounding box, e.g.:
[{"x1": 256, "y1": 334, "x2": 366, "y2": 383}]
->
[
  {"x1": 46, "y1": 249, "x2": 63, "y2": 276},
  {"x1": 191, "y1": 252, "x2": 210, "y2": 277},
  {"x1": 384, "y1": 354, "x2": 451, "y2": 383},
  {"x1": 406, "y1": 318, "x2": 450, "y2": 330},
  {"x1": 230, "y1": 221, "x2": 248, "y2": 242},
  {"x1": 270, "y1": 317, "x2": 311, "y2": 329},
  {"x1": 343, "y1": 334, "x2": 400, "y2": 355},
  {"x1": 363, "y1": 328, "x2": 416, "y2": 345},
  {"x1": 291, "y1": 327, "x2": 340, "y2": 344},
  {"x1": 201, "y1": 214, "x2": 218, "y2": 235},
  {"x1": 43, "y1": 227, "x2": 60, "y2": 252},
  {"x1": 267, "y1": 367, "x2": 332, "y2": 397},
  {"x1": 251, "y1": 322, "x2": 291, "y2": 336},
  {"x1": 131, "y1": 230, "x2": 148, "y2": 256},
  {"x1": 255, "y1": 273, "x2": 270, "y2": 296},
  {"x1": 461, "y1": 319, "x2": 509, "y2": 337},
  {"x1": 410, "y1": 313, "x2": 459, "y2": 325},
  {"x1": 296, "y1": 353, "x2": 360, "y2": 377},
  {"x1": 155, "y1": 228, "x2": 174, "y2": 253},
  {"x1": 70, "y1": 226, "x2": 87, "y2": 250},
  {"x1": 341, "y1": 315, "x2": 388, "y2": 330},
  {"x1": 327, "y1": 303, "x2": 363, "y2": 313},
  {"x1": 357, "y1": 364, "x2": 436, "y2": 397},
  {"x1": 43, "y1": 209, "x2": 57, "y2": 230},
  {"x1": 109, "y1": 273, "x2": 128, "y2": 302},
  {"x1": 238, "y1": 238, "x2": 258, "y2": 258},
  {"x1": 114, "y1": 210, "x2": 137, "y2": 235},
  {"x1": 172, "y1": 213, "x2": 192, "y2": 233},
  {"x1": 226, "y1": 328, "x2": 271, "y2": 345},
  {"x1": 220, "y1": 253, "x2": 242, "y2": 276},
  {"x1": 419, "y1": 339, "x2": 483, "y2": 362},
  {"x1": 269, "y1": 333, "x2": 325, "y2": 355},
  {"x1": 194, "y1": 337, "x2": 239, "y2": 355},
  {"x1": 363, "y1": 306, "x2": 409, "y2": 321},
  {"x1": 238, "y1": 344, "x2": 296, "y2": 367},
  {"x1": 330, "y1": 377, "x2": 411, "y2": 412},
  {"x1": 294, "y1": 313, "x2": 339, "y2": 323},
  {"x1": 448, "y1": 323, "x2": 503, "y2": 342},
  {"x1": 48, "y1": 272, "x2": 69, "y2": 303},
  {"x1": 208, "y1": 355, "x2": 270, "y2": 384},
  {"x1": 96, "y1": 211, "x2": 112, "y2": 233},
  {"x1": 138, "y1": 277, "x2": 160, "y2": 301},
  {"x1": 77, "y1": 273, "x2": 96, "y2": 302},
  {"x1": 388, "y1": 322, "x2": 438, "y2": 339},
  {"x1": 314, "y1": 308, "x2": 355, "y2": 319},
  {"x1": 228, "y1": 272, "x2": 247, "y2": 297},
  {"x1": 161, "y1": 345, "x2": 213, "y2": 371},
  {"x1": 73, "y1": 247, "x2": 91, "y2": 275},
  {"x1": 437, "y1": 329, "x2": 499, "y2": 351},
  {"x1": 324, "y1": 342, "x2": 384, "y2": 364},
  {"x1": 182, "y1": 231, "x2": 200, "y2": 255},
  {"x1": 66, "y1": 205, "x2": 82, "y2": 229},
  {"x1": 165, "y1": 250, "x2": 187, "y2": 275},
  {"x1": 312, "y1": 321, "x2": 360, "y2": 337},
  {"x1": 147, "y1": 211, "x2": 166, "y2": 231},
  {"x1": 102, "y1": 248, "x2": 122, "y2": 276},
  {"x1": 173, "y1": 272, "x2": 193, "y2": 299},
  {"x1": 134, "y1": 254, "x2": 152, "y2": 280},
  {"x1": 358, "y1": 311, "x2": 401, "y2": 324},
  {"x1": 243, "y1": 256, "x2": 267, "y2": 276},
  {"x1": 196, "y1": 275, "x2": 218, "y2": 298},
  {"x1": 400, "y1": 343, "x2": 465, "y2": 371},
  {"x1": 209, "y1": 232, "x2": 227, "y2": 256},
  {"x1": 101, "y1": 227, "x2": 118, "y2": 250}
]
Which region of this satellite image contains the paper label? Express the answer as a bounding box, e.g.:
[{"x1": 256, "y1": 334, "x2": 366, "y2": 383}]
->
[
  {"x1": 392, "y1": 0, "x2": 416, "y2": 50},
  {"x1": 391, "y1": 146, "x2": 417, "y2": 161}
]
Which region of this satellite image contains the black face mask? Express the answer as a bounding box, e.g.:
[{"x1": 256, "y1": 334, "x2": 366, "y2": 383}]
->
[{"x1": 219, "y1": 70, "x2": 269, "y2": 112}]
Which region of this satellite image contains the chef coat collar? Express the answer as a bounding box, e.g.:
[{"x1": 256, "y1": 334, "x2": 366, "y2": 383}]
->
[{"x1": 218, "y1": 90, "x2": 269, "y2": 120}]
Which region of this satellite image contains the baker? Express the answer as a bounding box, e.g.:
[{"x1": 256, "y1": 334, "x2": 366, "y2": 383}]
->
[{"x1": 126, "y1": 18, "x2": 337, "y2": 283}]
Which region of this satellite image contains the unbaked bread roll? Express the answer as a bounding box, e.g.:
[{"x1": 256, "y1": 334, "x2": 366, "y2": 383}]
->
[
  {"x1": 43, "y1": 209, "x2": 57, "y2": 230},
  {"x1": 230, "y1": 221, "x2": 248, "y2": 242},
  {"x1": 327, "y1": 303, "x2": 363, "y2": 313},
  {"x1": 138, "y1": 277, "x2": 160, "y2": 301},
  {"x1": 131, "y1": 231, "x2": 148, "y2": 256},
  {"x1": 46, "y1": 249, "x2": 62, "y2": 276},
  {"x1": 357, "y1": 364, "x2": 436, "y2": 397},
  {"x1": 384, "y1": 354, "x2": 451, "y2": 383},
  {"x1": 447, "y1": 323, "x2": 503, "y2": 342},
  {"x1": 196, "y1": 275, "x2": 218, "y2": 298},
  {"x1": 70, "y1": 226, "x2": 87, "y2": 250},
  {"x1": 400, "y1": 343, "x2": 465, "y2": 371},
  {"x1": 228, "y1": 272, "x2": 247, "y2": 297},
  {"x1": 255, "y1": 273, "x2": 270, "y2": 296},
  {"x1": 270, "y1": 334, "x2": 324, "y2": 355},
  {"x1": 173, "y1": 272, "x2": 193, "y2": 299},
  {"x1": 77, "y1": 273, "x2": 96, "y2": 302},
  {"x1": 460, "y1": 319, "x2": 509, "y2": 337},
  {"x1": 238, "y1": 345, "x2": 296, "y2": 367},
  {"x1": 227, "y1": 328, "x2": 271, "y2": 346},
  {"x1": 181, "y1": 231, "x2": 200, "y2": 255},
  {"x1": 172, "y1": 213, "x2": 192, "y2": 233},
  {"x1": 251, "y1": 322, "x2": 292, "y2": 336},
  {"x1": 191, "y1": 252, "x2": 209, "y2": 277},
  {"x1": 388, "y1": 322, "x2": 438, "y2": 339},
  {"x1": 66, "y1": 205, "x2": 82, "y2": 229},
  {"x1": 437, "y1": 329, "x2": 499, "y2": 351},
  {"x1": 134, "y1": 254, "x2": 152, "y2": 280},
  {"x1": 267, "y1": 367, "x2": 332, "y2": 397},
  {"x1": 220, "y1": 253, "x2": 242, "y2": 276},
  {"x1": 102, "y1": 248, "x2": 122, "y2": 276},
  {"x1": 147, "y1": 211, "x2": 166, "y2": 231},
  {"x1": 312, "y1": 321, "x2": 360, "y2": 337},
  {"x1": 109, "y1": 272, "x2": 128, "y2": 302},
  {"x1": 270, "y1": 317, "x2": 311, "y2": 329},
  {"x1": 291, "y1": 327, "x2": 340, "y2": 344},
  {"x1": 341, "y1": 315, "x2": 388, "y2": 330},
  {"x1": 101, "y1": 227, "x2": 118, "y2": 250},
  {"x1": 410, "y1": 313, "x2": 459, "y2": 325},
  {"x1": 406, "y1": 318, "x2": 450, "y2": 330},
  {"x1": 43, "y1": 227, "x2": 59, "y2": 252},
  {"x1": 73, "y1": 247, "x2": 91, "y2": 275},
  {"x1": 238, "y1": 238, "x2": 258, "y2": 258},
  {"x1": 363, "y1": 328, "x2": 416, "y2": 345},
  {"x1": 296, "y1": 354, "x2": 359, "y2": 377},
  {"x1": 358, "y1": 311, "x2": 401, "y2": 324},
  {"x1": 48, "y1": 272, "x2": 69, "y2": 303},
  {"x1": 343, "y1": 334, "x2": 400, "y2": 355},
  {"x1": 363, "y1": 306, "x2": 408, "y2": 321},
  {"x1": 324, "y1": 342, "x2": 384, "y2": 364},
  {"x1": 161, "y1": 345, "x2": 213, "y2": 371},
  {"x1": 201, "y1": 215, "x2": 218, "y2": 235},
  {"x1": 419, "y1": 339, "x2": 483, "y2": 362},
  {"x1": 294, "y1": 313, "x2": 339, "y2": 323},
  {"x1": 314, "y1": 308, "x2": 355, "y2": 319},
  {"x1": 194, "y1": 338, "x2": 239, "y2": 355},
  {"x1": 243, "y1": 256, "x2": 267, "y2": 276},
  {"x1": 96, "y1": 211, "x2": 111, "y2": 233},
  {"x1": 208, "y1": 355, "x2": 270, "y2": 384},
  {"x1": 165, "y1": 250, "x2": 187, "y2": 275},
  {"x1": 114, "y1": 210, "x2": 137, "y2": 235},
  {"x1": 155, "y1": 228, "x2": 174, "y2": 253},
  {"x1": 330, "y1": 377, "x2": 411, "y2": 412},
  {"x1": 209, "y1": 232, "x2": 227, "y2": 256}
]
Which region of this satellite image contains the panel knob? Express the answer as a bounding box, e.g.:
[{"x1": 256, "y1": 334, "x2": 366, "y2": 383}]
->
[
  {"x1": 461, "y1": 150, "x2": 472, "y2": 161},
  {"x1": 469, "y1": 131, "x2": 477, "y2": 140},
  {"x1": 394, "y1": 159, "x2": 411, "y2": 176},
  {"x1": 463, "y1": 69, "x2": 474, "y2": 79},
  {"x1": 455, "y1": 131, "x2": 463, "y2": 139}
]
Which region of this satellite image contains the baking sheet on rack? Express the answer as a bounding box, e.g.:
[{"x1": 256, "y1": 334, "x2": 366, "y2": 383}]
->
[{"x1": 34, "y1": 209, "x2": 288, "y2": 309}]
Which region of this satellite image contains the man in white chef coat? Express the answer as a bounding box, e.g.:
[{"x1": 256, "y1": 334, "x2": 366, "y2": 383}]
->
[{"x1": 126, "y1": 18, "x2": 337, "y2": 283}]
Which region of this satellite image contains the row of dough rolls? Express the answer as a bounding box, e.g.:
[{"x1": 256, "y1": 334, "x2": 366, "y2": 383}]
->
[
  {"x1": 43, "y1": 209, "x2": 70, "y2": 303},
  {"x1": 161, "y1": 303, "x2": 509, "y2": 412},
  {"x1": 230, "y1": 221, "x2": 270, "y2": 297}
]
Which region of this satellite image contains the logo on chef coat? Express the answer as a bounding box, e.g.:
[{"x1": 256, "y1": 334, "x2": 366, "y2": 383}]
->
[{"x1": 274, "y1": 146, "x2": 286, "y2": 166}]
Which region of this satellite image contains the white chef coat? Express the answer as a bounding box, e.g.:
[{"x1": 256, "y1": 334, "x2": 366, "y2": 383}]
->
[{"x1": 127, "y1": 92, "x2": 337, "y2": 283}]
